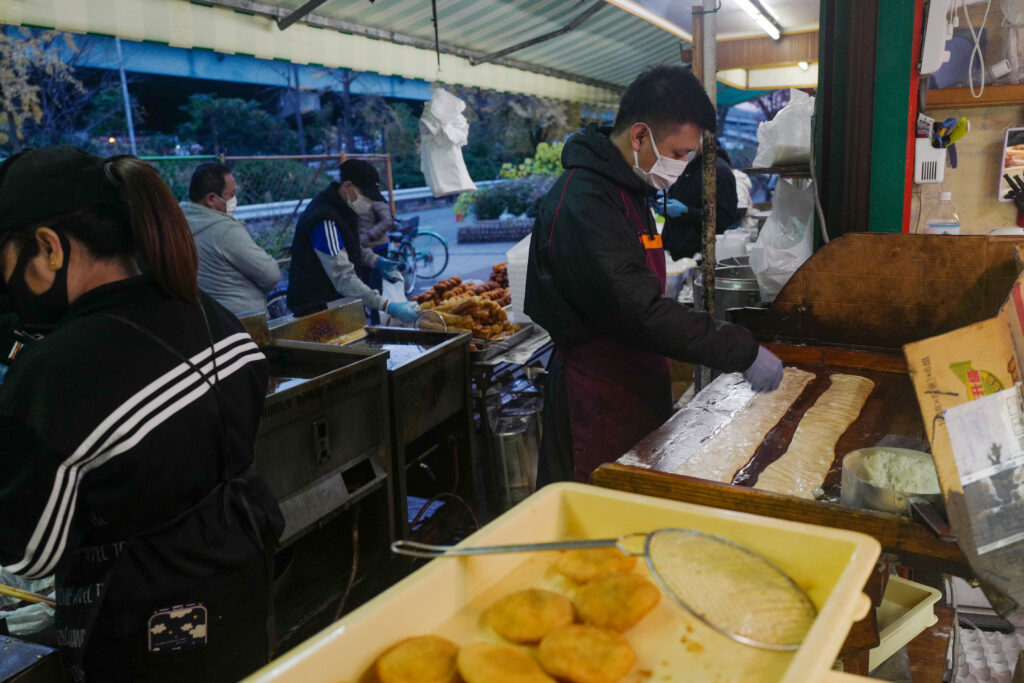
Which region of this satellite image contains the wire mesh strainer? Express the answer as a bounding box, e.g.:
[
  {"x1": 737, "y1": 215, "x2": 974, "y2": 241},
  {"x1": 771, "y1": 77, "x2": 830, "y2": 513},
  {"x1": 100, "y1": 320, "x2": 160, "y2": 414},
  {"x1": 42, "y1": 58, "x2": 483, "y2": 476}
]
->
[{"x1": 392, "y1": 528, "x2": 817, "y2": 651}]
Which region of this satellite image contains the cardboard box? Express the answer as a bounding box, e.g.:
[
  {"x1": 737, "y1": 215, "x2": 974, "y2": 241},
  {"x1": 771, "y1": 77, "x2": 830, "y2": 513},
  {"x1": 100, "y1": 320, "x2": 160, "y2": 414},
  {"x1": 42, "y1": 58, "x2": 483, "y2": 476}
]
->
[{"x1": 905, "y1": 270, "x2": 1024, "y2": 610}]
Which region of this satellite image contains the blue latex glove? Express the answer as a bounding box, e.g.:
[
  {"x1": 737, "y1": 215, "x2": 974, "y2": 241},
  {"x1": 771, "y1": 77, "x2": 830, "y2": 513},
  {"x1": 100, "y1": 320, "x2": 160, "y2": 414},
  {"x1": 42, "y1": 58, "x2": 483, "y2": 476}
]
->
[
  {"x1": 375, "y1": 257, "x2": 402, "y2": 283},
  {"x1": 665, "y1": 199, "x2": 687, "y2": 217},
  {"x1": 743, "y1": 346, "x2": 783, "y2": 393},
  {"x1": 386, "y1": 301, "x2": 420, "y2": 324}
]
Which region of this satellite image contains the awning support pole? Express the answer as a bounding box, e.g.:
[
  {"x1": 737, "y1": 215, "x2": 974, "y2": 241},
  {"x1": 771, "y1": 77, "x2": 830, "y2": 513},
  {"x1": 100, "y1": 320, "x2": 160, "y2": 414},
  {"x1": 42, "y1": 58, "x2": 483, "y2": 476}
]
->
[
  {"x1": 468, "y1": 2, "x2": 604, "y2": 66},
  {"x1": 694, "y1": 0, "x2": 718, "y2": 391},
  {"x1": 277, "y1": 0, "x2": 331, "y2": 31}
]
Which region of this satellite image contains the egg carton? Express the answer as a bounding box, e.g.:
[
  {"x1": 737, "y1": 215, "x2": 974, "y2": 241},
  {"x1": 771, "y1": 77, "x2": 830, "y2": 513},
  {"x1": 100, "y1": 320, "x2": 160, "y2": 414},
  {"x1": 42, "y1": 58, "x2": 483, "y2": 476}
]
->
[{"x1": 953, "y1": 623, "x2": 1024, "y2": 682}]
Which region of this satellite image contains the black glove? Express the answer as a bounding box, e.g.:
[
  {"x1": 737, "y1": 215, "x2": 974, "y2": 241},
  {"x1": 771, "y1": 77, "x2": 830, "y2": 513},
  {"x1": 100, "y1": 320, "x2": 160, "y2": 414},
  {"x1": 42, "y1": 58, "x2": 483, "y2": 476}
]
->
[{"x1": 1004, "y1": 174, "x2": 1024, "y2": 215}]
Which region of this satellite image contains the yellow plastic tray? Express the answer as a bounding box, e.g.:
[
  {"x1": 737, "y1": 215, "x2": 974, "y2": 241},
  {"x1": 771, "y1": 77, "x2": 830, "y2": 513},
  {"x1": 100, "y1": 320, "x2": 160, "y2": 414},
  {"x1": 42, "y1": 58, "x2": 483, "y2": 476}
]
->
[
  {"x1": 868, "y1": 576, "x2": 942, "y2": 671},
  {"x1": 247, "y1": 483, "x2": 880, "y2": 683}
]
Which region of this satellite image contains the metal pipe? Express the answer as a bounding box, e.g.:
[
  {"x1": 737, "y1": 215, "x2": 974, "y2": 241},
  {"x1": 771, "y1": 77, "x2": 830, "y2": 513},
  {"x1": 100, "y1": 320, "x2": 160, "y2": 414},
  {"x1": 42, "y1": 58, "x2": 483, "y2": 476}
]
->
[
  {"x1": 276, "y1": 0, "x2": 331, "y2": 31},
  {"x1": 115, "y1": 38, "x2": 138, "y2": 156},
  {"x1": 696, "y1": 0, "x2": 718, "y2": 391},
  {"x1": 469, "y1": 2, "x2": 604, "y2": 66}
]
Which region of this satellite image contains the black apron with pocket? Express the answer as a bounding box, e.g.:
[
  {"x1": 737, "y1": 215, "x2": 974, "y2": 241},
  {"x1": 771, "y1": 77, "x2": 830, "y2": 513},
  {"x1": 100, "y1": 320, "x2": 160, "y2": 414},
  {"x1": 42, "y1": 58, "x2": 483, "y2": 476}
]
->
[{"x1": 54, "y1": 311, "x2": 283, "y2": 683}]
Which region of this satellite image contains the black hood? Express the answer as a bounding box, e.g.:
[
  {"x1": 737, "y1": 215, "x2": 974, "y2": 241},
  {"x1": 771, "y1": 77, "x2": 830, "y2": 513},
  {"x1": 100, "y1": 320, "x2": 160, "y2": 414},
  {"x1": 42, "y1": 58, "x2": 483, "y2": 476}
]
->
[{"x1": 561, "y1": 124, "x2": 653, "y2": 196}]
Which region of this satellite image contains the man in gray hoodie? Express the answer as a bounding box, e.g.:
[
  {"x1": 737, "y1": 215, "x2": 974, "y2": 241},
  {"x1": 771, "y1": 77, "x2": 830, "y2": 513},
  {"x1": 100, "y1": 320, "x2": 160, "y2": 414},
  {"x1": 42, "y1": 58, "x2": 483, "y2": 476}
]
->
[{"x1": 181, "y1": 163, "x2": 281, "y2": 316}]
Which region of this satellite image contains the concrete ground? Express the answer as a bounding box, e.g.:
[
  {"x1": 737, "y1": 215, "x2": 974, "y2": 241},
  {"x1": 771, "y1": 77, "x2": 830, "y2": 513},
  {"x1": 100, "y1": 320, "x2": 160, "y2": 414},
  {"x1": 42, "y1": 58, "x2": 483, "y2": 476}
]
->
[{"x1": 398, "y1": 205, "x2": 523, "y2": 290}]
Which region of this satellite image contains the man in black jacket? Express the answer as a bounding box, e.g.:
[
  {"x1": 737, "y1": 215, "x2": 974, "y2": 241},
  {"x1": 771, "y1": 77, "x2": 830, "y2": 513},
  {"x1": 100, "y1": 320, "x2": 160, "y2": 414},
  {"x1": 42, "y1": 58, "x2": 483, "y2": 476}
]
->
[
  {"x1": 662, "y1": 141, "x2": 744, "y2": 260},
  {"x1": 525, "y1": 66, "x2": 783, "y2": 484}
]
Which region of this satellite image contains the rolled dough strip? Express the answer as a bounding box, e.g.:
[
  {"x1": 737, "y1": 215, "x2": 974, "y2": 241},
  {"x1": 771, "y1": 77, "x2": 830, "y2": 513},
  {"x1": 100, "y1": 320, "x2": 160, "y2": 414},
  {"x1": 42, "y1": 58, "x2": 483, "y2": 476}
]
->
[
  {"x1": 753, "y1": 374, "x2": 875, "y2": 498},
  {"x1": 672, "y1": 368, "x2": 816, "y2": 482}
]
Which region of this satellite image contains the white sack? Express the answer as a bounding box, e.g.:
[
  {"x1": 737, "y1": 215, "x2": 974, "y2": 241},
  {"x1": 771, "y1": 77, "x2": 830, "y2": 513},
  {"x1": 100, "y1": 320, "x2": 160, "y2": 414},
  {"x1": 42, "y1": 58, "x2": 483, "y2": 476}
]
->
[
  {"x1": 752, "y1": 89, "x2": 816, "y2": 168},
  {"x1": 748, "y1": 178, "x2": 815, "y2": 302},
  {"x1": 420, "y1": 88, "x2": 476, "y2": 197}
]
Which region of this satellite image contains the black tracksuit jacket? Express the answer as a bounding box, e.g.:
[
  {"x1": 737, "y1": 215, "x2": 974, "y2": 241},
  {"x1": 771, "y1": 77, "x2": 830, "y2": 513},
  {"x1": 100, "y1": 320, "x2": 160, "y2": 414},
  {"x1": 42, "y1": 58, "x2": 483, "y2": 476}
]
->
[
  {"x1": 0, "y1": 276, "x2": 281, "y2": 680},
  {"x1": 524, "y1": 124, "x2": 758, "y2": 372}
]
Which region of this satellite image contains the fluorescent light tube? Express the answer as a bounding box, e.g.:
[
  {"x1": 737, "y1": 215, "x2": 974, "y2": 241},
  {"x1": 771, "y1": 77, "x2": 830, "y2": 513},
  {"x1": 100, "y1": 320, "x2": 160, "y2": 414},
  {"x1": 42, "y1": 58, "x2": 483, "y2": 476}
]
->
[{"x1": 754, "y1": 14, "x2": 781, "y2": 39}]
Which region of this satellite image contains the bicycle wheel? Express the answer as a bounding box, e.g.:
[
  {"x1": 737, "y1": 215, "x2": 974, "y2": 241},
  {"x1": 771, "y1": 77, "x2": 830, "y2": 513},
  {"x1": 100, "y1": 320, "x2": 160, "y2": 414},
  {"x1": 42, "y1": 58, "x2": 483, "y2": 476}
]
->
[
  {"x1": 411, "y1": 231, "x2": 449, "y2": 280},
  {"x1": 399, "y1": 242, "x2": 417, "y2": 295}
]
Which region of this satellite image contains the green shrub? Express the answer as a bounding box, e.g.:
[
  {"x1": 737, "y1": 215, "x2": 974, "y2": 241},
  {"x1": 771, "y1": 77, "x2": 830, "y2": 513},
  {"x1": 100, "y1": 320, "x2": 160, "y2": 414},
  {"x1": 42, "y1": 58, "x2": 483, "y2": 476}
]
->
[
  {"x1": 499, "y1": 141, "x2": 564, "y2": 179},
  {"x1": 469, "y1": 176, "x2": 557, "y2": 220}
]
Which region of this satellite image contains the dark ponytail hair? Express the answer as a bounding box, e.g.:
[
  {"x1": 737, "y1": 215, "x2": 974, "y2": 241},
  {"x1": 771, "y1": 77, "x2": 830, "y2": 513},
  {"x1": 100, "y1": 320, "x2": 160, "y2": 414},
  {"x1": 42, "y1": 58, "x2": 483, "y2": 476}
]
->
[{"x1": 104, "y1": 156, "x2": 200, "y2": 303}]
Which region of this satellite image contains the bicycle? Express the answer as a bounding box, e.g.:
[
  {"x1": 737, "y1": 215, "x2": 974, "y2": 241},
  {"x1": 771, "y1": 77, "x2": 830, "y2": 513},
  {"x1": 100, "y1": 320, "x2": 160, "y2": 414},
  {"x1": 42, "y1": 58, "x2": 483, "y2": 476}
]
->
[{"x1": 386, "y1": 216, "x2": 450, "y2": 295}]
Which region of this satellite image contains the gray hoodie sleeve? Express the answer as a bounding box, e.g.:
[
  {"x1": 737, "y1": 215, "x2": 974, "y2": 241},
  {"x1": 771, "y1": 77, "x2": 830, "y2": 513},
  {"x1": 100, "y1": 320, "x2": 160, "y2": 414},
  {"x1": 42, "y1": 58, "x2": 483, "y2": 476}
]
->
[
  {"x1": 315, "y1": 249, "x2": 384, "y2": 310},
  {"x1": 218, "y1": 225, "x2": 282, "y2": 293}
]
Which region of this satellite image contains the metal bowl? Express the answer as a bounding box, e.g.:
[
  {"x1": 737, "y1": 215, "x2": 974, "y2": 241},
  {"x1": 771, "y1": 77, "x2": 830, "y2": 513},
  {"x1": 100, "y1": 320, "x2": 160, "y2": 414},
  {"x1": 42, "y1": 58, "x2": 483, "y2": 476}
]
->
[{"x1": 840, "y1": 447, "x2": 943, "y2": 517}]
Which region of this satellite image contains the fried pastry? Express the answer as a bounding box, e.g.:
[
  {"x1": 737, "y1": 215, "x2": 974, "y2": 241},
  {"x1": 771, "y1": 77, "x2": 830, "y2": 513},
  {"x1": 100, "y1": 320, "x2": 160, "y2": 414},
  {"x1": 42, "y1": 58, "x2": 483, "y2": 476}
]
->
[
  {"x1": 456, "y1": 642, "x2": 554, "y2": 683},
  {"x1": 575, "y1": 573, "x2": 660, "y2": 632},
  {"x1": 374, "y1": 635, "x2": 459, "y2": 683},
  {"x1": 538, "y1": 625, "x2": 635, "y2": 683},
  {"x1": 486, "y1": 589, "x2": 575, "y2": 643},
  {"x1": 554, "y1": 548, "x2": 637, "y2": 584}
]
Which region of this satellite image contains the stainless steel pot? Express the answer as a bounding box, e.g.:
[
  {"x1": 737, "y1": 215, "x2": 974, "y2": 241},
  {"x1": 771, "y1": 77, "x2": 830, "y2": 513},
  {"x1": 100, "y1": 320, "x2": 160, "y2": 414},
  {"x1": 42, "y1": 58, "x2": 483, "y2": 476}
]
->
[
  {"x1": 693, "y1": 265, "x2": 761, "y2": 320},
  {"x1": 840, "y1": 447, "x2": 944, "y2": 517}
]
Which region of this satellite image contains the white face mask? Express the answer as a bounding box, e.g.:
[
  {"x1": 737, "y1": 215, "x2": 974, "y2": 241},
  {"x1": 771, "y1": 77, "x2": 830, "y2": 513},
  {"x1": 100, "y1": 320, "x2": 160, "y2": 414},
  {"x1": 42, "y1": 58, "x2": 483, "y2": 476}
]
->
[
  {"x1": 223, "y1": 195, "x2": 237, "y2": 214},
  {"x1": 632, "y1": 125, "x2": 688, "y2": 190},
  {"x1": 347, "y1": 190, "x2": 374, "y2": 215}
]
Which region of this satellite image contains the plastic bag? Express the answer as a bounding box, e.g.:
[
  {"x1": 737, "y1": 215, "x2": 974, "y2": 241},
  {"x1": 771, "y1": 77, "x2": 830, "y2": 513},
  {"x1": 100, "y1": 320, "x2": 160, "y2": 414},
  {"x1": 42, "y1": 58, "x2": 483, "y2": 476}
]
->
[
  {"x1": 748, "y1": 178, "x2": 815, "y2": 302},
  {"x1": 752, "y1": 89, "x2": 816, "y2": 168},
  {"x1": 380, "y1": 274, "x2": 408, "y2": 326},
  {"x1": 419, "y1": 88, "x2": 477, "y2": 197}
]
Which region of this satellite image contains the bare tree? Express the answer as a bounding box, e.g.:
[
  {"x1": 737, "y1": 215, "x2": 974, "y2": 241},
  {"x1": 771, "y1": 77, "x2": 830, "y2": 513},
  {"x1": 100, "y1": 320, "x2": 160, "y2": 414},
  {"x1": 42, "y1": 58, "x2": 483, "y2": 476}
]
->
[{"x1": 0, "y1": 29, "x2": 83, "y2": 151}]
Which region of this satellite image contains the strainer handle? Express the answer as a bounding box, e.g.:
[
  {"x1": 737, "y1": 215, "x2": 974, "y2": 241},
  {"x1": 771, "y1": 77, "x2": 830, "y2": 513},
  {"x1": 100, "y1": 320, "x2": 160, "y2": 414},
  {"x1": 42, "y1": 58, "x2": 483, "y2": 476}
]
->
[{"x1": 392, "y1": 537, "x2": 621, "y2": 558}]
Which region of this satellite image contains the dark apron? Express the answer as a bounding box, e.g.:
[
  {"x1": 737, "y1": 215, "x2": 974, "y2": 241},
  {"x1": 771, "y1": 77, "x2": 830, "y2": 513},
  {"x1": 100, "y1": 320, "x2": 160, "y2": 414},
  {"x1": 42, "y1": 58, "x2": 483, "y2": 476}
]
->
[
  {"x1": 54, "y1": 313, "x2": 283, "y2": 683},
  {"x1": 560, "y1": 193, "x2": 673, "y2": 482}
]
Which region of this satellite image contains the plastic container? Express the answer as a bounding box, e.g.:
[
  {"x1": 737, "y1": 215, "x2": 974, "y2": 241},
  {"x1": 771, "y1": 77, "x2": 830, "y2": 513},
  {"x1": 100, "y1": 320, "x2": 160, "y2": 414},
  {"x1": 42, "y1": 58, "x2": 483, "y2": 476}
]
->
[
  {"x1": 867, "y1": 576, "x2": 941, "y2": 671},
  {"x1": 922, "y1": 192, "x2": 961, "y2": 235},
  {"x1": 245, "y1": 483, "x2": 880, "y2": 683}
]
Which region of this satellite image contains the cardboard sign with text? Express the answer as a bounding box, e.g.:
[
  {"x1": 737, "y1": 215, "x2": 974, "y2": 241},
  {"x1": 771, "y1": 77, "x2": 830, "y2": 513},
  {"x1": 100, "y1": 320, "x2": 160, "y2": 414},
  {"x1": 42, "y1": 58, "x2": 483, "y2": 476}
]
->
[{"x1": 905, "y1": 270, "x2": 1024, "y2": 610}]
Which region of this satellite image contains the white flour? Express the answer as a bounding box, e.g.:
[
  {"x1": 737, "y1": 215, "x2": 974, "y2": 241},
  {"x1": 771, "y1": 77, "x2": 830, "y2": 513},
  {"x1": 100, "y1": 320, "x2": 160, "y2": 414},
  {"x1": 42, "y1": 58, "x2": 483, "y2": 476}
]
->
[{"x1": 861, "y1": 450, "x2": 941, "y2": 494}]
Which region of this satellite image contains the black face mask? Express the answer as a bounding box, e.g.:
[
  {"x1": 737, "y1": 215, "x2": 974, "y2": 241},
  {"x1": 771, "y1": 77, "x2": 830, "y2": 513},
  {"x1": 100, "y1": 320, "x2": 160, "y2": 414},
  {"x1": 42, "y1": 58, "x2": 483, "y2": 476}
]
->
[{"x1": 5, "y1": 234, "x2": 71, "y2": 328}]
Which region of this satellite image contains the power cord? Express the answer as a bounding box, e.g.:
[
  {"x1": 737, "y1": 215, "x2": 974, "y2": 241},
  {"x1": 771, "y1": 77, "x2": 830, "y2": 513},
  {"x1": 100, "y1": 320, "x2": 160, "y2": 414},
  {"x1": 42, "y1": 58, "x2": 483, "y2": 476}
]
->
[
  {"x1": 333, "y1": 506, "x2": 361, "y2": 621},
  {"x1": 961, "y1": 0, "x2": 995, "y2": 98},
  {"x1": 808, "y1": 115, "x2": 830, "y2": 244},
  {"x1": 408, "y1": 438, "x2": 480, "y2": 532}
]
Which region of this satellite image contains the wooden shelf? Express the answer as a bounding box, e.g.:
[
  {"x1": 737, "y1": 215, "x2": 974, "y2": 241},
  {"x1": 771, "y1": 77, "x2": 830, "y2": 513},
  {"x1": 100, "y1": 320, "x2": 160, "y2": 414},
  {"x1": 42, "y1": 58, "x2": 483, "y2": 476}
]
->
[{"x1": 925, "y1": 84, "x2": 1024, "y2": 110}]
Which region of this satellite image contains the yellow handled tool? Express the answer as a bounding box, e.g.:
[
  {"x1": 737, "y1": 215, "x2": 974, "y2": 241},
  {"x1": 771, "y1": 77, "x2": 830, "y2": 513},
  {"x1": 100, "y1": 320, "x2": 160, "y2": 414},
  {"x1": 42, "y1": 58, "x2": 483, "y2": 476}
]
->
[{"x1": 0, "y1": 583, "x2": 56, "y2": 608}]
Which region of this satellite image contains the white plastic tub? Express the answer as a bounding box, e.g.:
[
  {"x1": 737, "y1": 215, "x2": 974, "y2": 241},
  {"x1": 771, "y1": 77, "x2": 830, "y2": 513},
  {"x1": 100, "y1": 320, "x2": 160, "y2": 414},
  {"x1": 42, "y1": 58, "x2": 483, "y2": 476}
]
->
[{"x1": 248, "y1": 483, "x2": 881, "y2": 683}]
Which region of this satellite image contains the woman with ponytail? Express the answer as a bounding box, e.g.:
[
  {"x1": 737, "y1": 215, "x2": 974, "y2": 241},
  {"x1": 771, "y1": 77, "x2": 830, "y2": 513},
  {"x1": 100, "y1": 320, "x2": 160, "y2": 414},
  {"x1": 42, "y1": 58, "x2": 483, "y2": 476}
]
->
[{"x1": 0, "y1": 147, "x2": 284, "y2": 681}]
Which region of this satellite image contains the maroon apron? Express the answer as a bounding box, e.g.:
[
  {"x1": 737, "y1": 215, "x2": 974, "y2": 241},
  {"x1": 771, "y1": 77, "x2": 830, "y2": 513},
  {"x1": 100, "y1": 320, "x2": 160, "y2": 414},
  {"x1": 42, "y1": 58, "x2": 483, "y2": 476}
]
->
[{"x1": 561, "y1": 192, "x2": 673, "y2": 482}]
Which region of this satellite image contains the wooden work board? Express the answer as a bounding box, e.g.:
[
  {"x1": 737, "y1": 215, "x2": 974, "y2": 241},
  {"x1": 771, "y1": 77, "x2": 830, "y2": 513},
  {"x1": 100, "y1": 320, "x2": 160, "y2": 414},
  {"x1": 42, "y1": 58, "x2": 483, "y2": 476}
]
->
[
  {"x1": 731, "y1": 232, "x2": 1022, "y2": 350},
  {"x1": 594, "y1": 343, "x2": 967, "y2": 574}
]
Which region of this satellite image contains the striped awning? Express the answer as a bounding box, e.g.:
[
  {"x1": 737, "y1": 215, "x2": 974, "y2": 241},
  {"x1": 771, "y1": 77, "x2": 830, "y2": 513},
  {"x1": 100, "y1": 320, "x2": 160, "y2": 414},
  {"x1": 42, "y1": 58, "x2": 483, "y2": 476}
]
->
[{"x1": 0, "y1": 0, "x2": 697, "y2": 106}]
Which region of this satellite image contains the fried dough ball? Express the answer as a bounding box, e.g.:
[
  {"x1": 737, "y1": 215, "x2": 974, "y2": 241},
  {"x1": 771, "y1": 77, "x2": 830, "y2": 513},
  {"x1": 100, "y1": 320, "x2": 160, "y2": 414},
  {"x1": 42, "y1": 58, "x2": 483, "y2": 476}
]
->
[
  {"x1": 575, "y1": 573, "x2": 661, "y2": 632},
  {"x1": 538, "y1": 625, "x2": 635, "y2": 683},
  {"x1": 374, "y1": 635, "x2": 459, "y2": 683},
  {"x1": 554, "y1": 548, "x2": 637, "y2": 584},
  {"x1": 456, "y1": 642, "x2": 554, "y2": 683},
  {"x1": 486, "y1": 589, "x2": 575, "y2": 643}
]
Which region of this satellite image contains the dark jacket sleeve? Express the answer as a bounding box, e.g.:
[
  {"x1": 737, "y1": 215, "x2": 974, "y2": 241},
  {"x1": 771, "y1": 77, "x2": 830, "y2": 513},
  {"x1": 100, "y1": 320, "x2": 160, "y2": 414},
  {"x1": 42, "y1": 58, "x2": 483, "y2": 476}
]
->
[
  {"x1": 662, "y1": 158, "x2": 742, "y2": 261},
  {"x1": 547, "y1": 181, "x2": 759, "y2": 372},
  {"x1": 0, "y1": 414, "x2": 65, "y2": 574}
]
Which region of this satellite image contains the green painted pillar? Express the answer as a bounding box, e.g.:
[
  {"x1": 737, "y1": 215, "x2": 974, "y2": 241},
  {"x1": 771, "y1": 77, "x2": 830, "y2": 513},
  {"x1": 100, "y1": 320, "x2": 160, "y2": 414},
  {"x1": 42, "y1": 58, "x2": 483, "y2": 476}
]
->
[{"x1": 868, "y1": 0, "x2": 918, "y2": 233}]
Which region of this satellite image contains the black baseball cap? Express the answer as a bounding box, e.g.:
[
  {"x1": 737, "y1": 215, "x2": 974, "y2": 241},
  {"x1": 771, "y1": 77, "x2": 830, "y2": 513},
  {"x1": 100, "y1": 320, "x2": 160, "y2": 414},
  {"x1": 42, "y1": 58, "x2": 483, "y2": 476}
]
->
[
  {"x1": 339, "y1": 159, "x2": 386, "y2": 202},
  {"x1": 0, "y1": 146, "x2": 121, "y2": 239}
]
